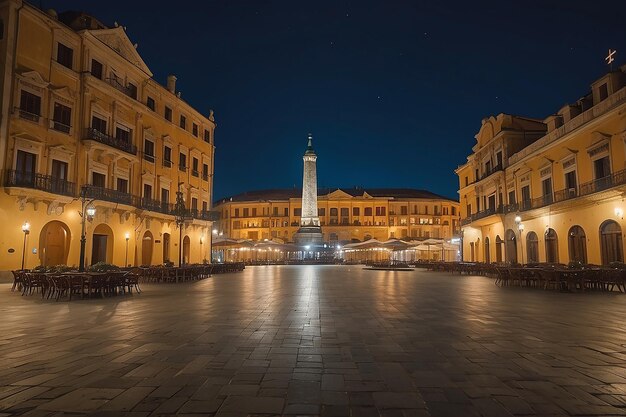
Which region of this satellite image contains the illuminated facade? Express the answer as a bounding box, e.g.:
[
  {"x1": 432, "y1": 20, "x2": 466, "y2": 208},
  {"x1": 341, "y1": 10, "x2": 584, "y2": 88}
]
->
[
  {"x1": 0, "y1": 2, "x2": 216, "y2": 274},
  {"x1": 214, "y1": 188, "x2": 460, "y2": 244},
  {"x1": 457, "y1": 66, "x2": 626, "y2": 265}
]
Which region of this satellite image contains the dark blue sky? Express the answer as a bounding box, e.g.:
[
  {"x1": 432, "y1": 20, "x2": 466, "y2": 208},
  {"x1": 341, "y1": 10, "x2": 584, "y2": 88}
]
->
[{"x1": 48, "y1": 0, "x2": 626, "y2": 200}]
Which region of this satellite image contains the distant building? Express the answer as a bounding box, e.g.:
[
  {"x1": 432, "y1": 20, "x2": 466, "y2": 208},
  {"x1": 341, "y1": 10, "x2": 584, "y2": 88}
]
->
[
  {"x1": 457, "y1": 65, "x2": 626, "y2": 265},
  {"x1": 214, "y1": 188, "x2": 460, "y2": 244},
  {"x1": 0, "y1": 2, "x2": 216, "y2": 273}
]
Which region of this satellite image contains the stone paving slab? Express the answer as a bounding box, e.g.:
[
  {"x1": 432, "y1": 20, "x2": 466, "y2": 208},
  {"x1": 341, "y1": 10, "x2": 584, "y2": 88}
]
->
[{"x1": 1, "y1": 265, "x2": 626, "y2": 416}]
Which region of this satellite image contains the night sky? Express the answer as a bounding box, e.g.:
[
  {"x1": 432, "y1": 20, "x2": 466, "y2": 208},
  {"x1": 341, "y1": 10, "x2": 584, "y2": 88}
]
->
[{"x1": 47, "y1": 0, "x2": 626, "y2": 201}]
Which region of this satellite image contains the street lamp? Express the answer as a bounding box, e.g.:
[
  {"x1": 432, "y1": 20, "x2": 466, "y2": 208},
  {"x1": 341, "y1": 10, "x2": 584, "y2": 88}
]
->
[
  {"x1": 172, "y1": 183, "x2": 188, "y2": 266},
  {"x1": 515, "y1": 215, "x2": 524, "y2": 265},
  {"x1": 125, "y1": 232, "x2": 130, "y2": 267},
  {"x1": 21, "y1": 221, "x2": 30, "y2": 270},
  {"x1": 79, "y1": 193, "x2": 96, "y2": 271},
  {"x1": 211, "y1": 228, "x2": 218, "y2": 263}
]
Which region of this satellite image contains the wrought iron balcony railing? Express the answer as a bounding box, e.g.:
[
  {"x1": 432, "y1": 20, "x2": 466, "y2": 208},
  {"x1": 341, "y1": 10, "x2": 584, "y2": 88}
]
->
[
  {"x1": 5, "y1": 169, "x2": 76, "y2": 197},
  {"x1": 84, "y1": 128, "x2": 137, "y2": 155},
  {"x1": 81, "y1": 184, "x2": 136, "y2": 206},
  {"x1": 17, "y1": 108, "x2": 40, "y2": 123}
]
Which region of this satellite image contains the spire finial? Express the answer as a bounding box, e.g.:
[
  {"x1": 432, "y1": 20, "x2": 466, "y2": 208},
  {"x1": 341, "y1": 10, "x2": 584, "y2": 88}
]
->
[{"x1": 306, "y1": 133, "x2": 313, "y2": 151}]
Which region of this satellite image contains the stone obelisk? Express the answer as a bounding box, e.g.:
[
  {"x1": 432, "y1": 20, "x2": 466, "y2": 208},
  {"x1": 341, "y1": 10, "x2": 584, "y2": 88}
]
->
[{"x1": 294, "y1": 133, "x2": 323, "y2": 246}]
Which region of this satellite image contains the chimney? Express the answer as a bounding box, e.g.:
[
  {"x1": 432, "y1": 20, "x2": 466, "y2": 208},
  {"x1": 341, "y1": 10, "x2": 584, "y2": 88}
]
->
[{"x1": 167, "y1": 74, "x2": 177, "y2": 94}]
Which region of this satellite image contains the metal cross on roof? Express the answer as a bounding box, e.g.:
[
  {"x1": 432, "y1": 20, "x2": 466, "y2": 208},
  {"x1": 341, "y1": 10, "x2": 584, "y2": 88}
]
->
[{"x1": 606, "y1": 49, "x2": 617, "y2": 69}]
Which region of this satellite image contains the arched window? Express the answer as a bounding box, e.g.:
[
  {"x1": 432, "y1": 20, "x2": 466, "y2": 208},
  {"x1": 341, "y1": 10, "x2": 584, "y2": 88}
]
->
[
  {"x1": 495, "y1": 235, "x2": 503, "y2": 263},
  {"x1": 600, "y1": 220, "x2": 623, "y2": 265},
  {"x1": 484, "y1": 237, "x2": 490, "y2": 264},
  {"x1": 526, "y1": 232, "x2": 539, "y2": 264},
  {"x1": 330, "y1": 208, "x2": 338, "y2": 216},
  {"x1": 568, "y1": 225, "x2": 587, "y2": 264},
  {"x1": 545, "y1": 228, "x2": 558, "y2": 263},
  {"x1": 505, "y1": 229, "x2": 517, "y2": 264}
]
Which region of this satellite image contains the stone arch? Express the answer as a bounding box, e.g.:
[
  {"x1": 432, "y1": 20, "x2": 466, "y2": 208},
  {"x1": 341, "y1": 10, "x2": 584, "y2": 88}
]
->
[
  {"x1": 568, "y1": 225, "x2": 587, "y2": 264},
  {"x1": 183, "y1": 235, "x2": 191, "y2": 264},
  {"x1": 163, "y1": 232, "x2": 171, "y2": 263},
  {"x1": 545, "y1": 228, "x2": 558, "y2": 263},
  {"x1": 526, "y1": 231, "x2": 539, "y2": 263},
  {"x1": 142, "y1": 230, "x2": 154, "y2": 266},
  {"x1": 92, "y1": 223, "x2": 114, "y2": 265},
  {"x1": 39, "y1": 220, "x2": 71, "y2": 266},
  {"x1": 505, "y1": 229, "x2": 517, "y2": 264},
  {"x1": 600, "y1": 220, "x2": 623, "y2": 265}
]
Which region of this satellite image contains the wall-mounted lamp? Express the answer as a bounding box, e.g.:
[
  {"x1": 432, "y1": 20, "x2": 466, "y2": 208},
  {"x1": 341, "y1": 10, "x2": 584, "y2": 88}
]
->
[{"x1": 615, "y1": 208, "x2": 623, "y2": 219}]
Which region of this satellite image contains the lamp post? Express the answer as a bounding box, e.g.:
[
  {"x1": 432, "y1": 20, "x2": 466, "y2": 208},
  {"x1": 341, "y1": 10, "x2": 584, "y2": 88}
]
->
[
  {"x1": 173, "y1": 183, "x2": 188, "y2": 266},
  {"x1": 21, "y1": 221, "x2": 30, "y2": 270},
  {"x1": 514, "y1": 215, "x2": 524, "y2": 265},
  {"x1": 79, "y1": 193, "x2": 96, "y2": 272},
  {"x1": 125, "y1": 232, "x2": 130, "y2": 267},
  {"x1": 210, "y1": 228, "x2": 218, "y2": 263}
]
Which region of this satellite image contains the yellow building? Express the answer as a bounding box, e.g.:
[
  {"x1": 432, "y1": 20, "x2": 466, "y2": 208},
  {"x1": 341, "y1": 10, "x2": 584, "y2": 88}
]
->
[
  {"x1": 0, "y1": 3, "x2": 216, "y2": 275},
  {"x1": 457, "y1": 65, "x2": 626, "y2": 265},
  {"x1": 214, "y1": 188, "x2": 460, "y2": 244}
]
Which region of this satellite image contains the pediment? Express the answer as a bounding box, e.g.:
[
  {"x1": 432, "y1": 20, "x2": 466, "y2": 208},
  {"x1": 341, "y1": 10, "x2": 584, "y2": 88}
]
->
[
  {"x1": 327, "y1": 189, "x2": 353, "y2": 199},
  {"x1": 362, "y1": 191, "x2": 373, "y2": 199},
  {"x1": 88, "y1": 26, "x2": 152, "y2": 76},
  {"x1": 17, "y1": 70, "x2": 48, "y2": 87},
  {"x1": 50, "y1": 85, "x2": 75, "y2": 101}
]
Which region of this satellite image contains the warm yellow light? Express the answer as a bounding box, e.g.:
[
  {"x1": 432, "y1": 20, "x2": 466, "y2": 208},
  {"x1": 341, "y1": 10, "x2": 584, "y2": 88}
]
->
[
  {"x1": 518, "y1": 223, "x2": 525, "y2": 231},
  {"x1": 125, "y1": 232, "x2": 130, "y2": 240},
  {"x1": 514, "y1": 215, "x2": 522, "y2": 224},
  {"x1": 22, "y1": 222, "x2": 30, "y2": 232},
  {"x1": 615, "y1": 208, "x2": 623, "y2": 218},
  {"x1": 86, "y1": 206, "x2": 96, "y2": 217}
]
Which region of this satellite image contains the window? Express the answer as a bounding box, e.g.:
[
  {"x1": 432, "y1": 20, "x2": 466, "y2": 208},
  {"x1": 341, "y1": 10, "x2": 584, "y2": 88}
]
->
[
  {"x1": 179, "y1": 152, "x2": 187, "y2": 171},
  {"x1": 565, "y1": 171, "x2": 577, "y2": 196},
  {"x1": 191, "y1": 197, "x2": 198, "y2": 210},
  {"x1": 52, "y1": 102, "x2": 71, "y2": 133},
  {"x1": 179, "y1": 114, "x2": 186, "y2": 129},
  {"x1": 600, "y1": 220, "x2": 623, "y2": 265},
  {"x1": 163, "y1": 146, "x2": 172, "y2": 167},
  {"x1": 192, "y1": 123, "x2": 198, "y2": 137},
  {"x1": 143, "y1": 139, "x2": 155, "y2": 162},
  {"x1": 92, "y1": 172, "x2": 106, "y2": 187},
  {"x1": 146, "y1": 96, "x2": 156, "y2": 111},
  {"x1": 330, "y1": 208, "x2": 338, "y2": 216},
  {"x1": 526, "y1": 232, "x2": 539, "y2": 264},
  {"x1": 521, "y1": 185, "x2": 530, "y2": 209},
  {"x1": 451, "y1": 207, "x2": 456, "y2": 215},
  {"x1": 599, "y1": 83, "x2": 608, "y2": 101},
  {"x1": 464, "y1": 176, "x2": 468, "y2": 186},
  {"x1": 15, "y1": 150, "x2": 36, "y2": 185},
  {"x1": 594, "y1": 156, "x2": 611, "y2": 180},
  {"x1": 273, "y1": 207, "x2": 278, "y2": 216},
  {"x1": 234, "y1": 208, "x2": 240, "y2": 217},
  {"x1": 568, "y1": 226, "x2": 587, "y2": 264},
  {"x1": 496, "y1": 151, "x2": 503, "y2": 167},
  {"x1": 243, "y1": 208, "x2": 249, "y2": 217},
  {"x1": 51, "y1": 159, "x2": 68, "y2": 180},
  {"x1": 192, "y1": 157, "x2": 199, "y2": 176},
  {"x1": 164, "y1": 106, "x2": 172, "y2": 121},
  {"x1": 340, "y1": 208, "x2": 349, "y2": 216},
  {"x1": 19, "y1": 90, "x2": 41, "y2": 121},
  {"x1": 294, "y1": 208, "x2": 301, "y2": 216},
  {"x1": 400, "y1": 206, "x2": 408, "y2": 215},
  {"x1": 364, "y1": 207, "x2": 372, "y2": 216},
  {"x1": 284, "y1": 208, "x2": 289, "y2": 216},
  {"x1": 252, "y1": 208, "x2": 257, "y2": 216},
  {"x1": 161, "y1": 188, "x2": 169, "y2": 205},
  {"x1": 117, "y1": 178, "x2": 128, "y2": 193},
  {"x1": 91, "y1": 115, "x2": 107, "y2": 134},
  {"x1": 508, "y1": 190, "x2": 516, "y2": 205},
  {"x1": 202, "y1": 201, "x2": 208, "y2": 212},
  {"x1": 127, "y1": 82, "x2": 137, "y2": 100},
  {"x1": 202, "y1": 163, "x2": 209, "y2": 180},
  {"x1": 115, "y1": 126, "x2": 131, "y2": 143},
  {"x1": 204, "y1": 129, "x2": 210, "y2": 143},
  {"x1": 143, "y1": 183, "x2": 152, "y2": 199},
  {"x1": 318, "y1": 207, "x2": 325, "y2": 216},
  {"x1": 352, "y1": 207, "x2": 360, "y2": 216},
  {"x1": 545, "y1": 228, "x2": 559, "y2": 263},
  {"x1": 91, "y1": 59, "x2": 103, "y2": 79},
  {"x1": 375, "y1": 206, "x2": 386, "y2": 216},
  {"x1": 56, "y1": 43, "x2": 73, "y2": 69},
  {"x1": 541, "y1": 177, "x2": 553, "y2": 204}
]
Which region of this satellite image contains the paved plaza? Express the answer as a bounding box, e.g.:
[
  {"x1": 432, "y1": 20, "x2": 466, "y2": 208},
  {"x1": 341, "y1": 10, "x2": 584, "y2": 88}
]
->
[{"x1": 1, "y1": 265, "x2": 626, "y2": 416}]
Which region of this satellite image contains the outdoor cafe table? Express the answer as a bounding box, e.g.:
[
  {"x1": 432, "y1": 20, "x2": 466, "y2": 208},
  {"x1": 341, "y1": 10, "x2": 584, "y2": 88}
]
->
[{"x1": 59, "y1": 271, "x2": 126, "y2": 298}]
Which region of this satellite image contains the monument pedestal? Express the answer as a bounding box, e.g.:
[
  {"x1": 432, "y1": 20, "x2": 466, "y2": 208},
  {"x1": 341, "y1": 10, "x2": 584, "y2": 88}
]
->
[{"x1": 294, "y1": 226, "x2": 324, "y2": 247}]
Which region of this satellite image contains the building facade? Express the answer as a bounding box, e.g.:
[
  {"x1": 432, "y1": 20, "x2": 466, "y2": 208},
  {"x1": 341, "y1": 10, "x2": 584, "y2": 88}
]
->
[
  {"x1": 457, "y1": 65, "x2": 626, "y2": 265},
  {"x1": 0, "y1": 2, "x2": 216, "y2": 273},
  {"x1": 214, "y1": 188, "x2": 460, "y2": 244}
]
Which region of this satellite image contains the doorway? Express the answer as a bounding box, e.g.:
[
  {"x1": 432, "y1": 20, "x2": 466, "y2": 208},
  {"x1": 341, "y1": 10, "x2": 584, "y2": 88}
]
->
[{"x1": 39, "y1": 221, "x2": 71, "y2": 266}]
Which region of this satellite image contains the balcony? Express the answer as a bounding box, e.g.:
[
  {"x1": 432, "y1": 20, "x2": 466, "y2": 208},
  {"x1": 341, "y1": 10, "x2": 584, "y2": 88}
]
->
[
  {"x1": 5, "y1": 169, "x2": 76, "y2": 197},
  {"x1": 17, "y1": 108, "x2": 40, "y2": 123},
  {"x1": 106, "y1": 77, "x2": 136, "y2": 99},
  {"x1": 460, "y1": 205, "x2": 504, "y2": 226},
  {"x1": 477, "y1": 163, "x2": 503, "y2": 182},
  {"x1": 81, "y1": 184, "x2": 137, "y2": 206},
  {"x1": 51, "y1": 120, "x2": 71, "y2": 134},
  {"x1": 84, "y1": 128, "x2": 137, "y2": 155}
]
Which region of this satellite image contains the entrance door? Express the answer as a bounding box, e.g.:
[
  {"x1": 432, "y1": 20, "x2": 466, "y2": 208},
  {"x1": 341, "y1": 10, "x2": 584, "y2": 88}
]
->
[
  {"x1": 40, "y1": 221, "x2": 70, "y2": 266},
  {"x1": 163, "y1": 233, "x2": 170, "y2": 262},
  {"x1": 142, "y1": 231, "x2": 153, "y2": 266},
  {"x1": 92, "y1": 234, "x2": 108, "y2": 264}
]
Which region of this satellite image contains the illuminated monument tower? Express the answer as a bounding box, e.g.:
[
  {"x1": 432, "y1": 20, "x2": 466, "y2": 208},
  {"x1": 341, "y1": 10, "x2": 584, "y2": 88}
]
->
[{"x1": 294, "y1": 133, "x2": 323, "y2": 246}]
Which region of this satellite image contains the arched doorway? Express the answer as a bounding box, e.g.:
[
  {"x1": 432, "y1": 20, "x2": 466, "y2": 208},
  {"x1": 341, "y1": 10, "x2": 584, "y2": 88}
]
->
[
  {"x1": 600, "y1": 220, "x2": 623, "y2": 265},
  {"x1": 92, "y1": 224, "x2": 113, "y2": 265},
  {"x1": 545, "y1": 228, "x2": 559, "y2": 263},
  {"x1": 484, "y1": 237, "x2": 490, "y2": 264},
  {"x1": 183, "y1": 235, "x2": 191, "y2": 264},
  {"x1": 526, "y1": 231, "x2": 539, "y2": 264},
  {"x1": 505, "y1": 229, "x2": 517, "y2": 264},
  {"x1": 163, "y1": 232, "x2": 171, "y2": 263},
  {"x1": 142, "y1": 231, "x2": 154, "y2": 266},
  {"x1": 568, "y1": 225, "x2": 587, "y2": 264},
  {"x1": 495, "y1": 235, "x2": 503, "y2": 263},
  {"x1": 39, "y1": 221, "x2": 71, "y2": 266}
]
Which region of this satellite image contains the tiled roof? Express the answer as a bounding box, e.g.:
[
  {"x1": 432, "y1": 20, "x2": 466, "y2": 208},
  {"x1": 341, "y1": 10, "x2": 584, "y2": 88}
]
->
[{"x1": 215, "y1": 188, "x2": 456, "y2": 205}]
